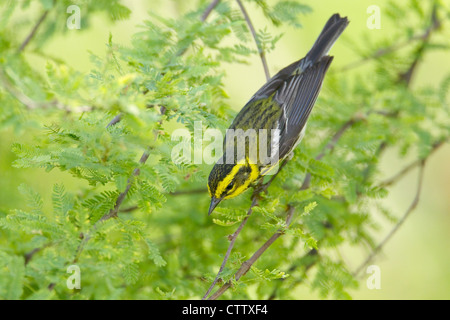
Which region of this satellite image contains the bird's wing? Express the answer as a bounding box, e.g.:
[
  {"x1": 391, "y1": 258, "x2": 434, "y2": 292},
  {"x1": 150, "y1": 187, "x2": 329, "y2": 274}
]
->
[
  {"x1": 248, "y1": 59, "x2": 302, "y2": 102},
  {"x1": 274, "y1": 56, "x2": 334, "y2": 159},
  {"x1": 226, "y1": 56, "x2": 333, "y2": 164}
]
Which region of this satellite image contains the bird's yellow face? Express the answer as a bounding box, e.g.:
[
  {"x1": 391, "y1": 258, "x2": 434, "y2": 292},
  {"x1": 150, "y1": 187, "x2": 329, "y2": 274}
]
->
[{"x1": 207, "y1": 162, "x2": 259, "y2": 215}]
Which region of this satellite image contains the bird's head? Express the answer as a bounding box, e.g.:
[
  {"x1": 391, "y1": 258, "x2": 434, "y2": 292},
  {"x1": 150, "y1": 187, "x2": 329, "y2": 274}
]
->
[{"x1": 207, "y1": 162, "x2": 259, "y2": 215}]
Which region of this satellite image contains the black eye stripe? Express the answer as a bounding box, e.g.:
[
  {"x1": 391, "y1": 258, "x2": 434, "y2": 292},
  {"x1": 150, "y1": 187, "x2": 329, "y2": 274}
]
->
[
  {"x1": 222, "y1": 165, "x2": 252, "y2": 196},
  {"x1": 237, "y1": 166, "x2": 251, "y2": 175}
]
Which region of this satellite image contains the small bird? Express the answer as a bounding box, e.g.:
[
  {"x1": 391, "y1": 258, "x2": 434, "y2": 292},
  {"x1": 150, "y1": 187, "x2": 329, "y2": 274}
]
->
[{"x1": 207, "y1": 14, "x2": 349, "y2": 215}]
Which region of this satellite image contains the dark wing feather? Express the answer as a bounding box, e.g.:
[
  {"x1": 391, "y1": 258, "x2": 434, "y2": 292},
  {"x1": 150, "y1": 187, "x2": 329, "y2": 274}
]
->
[
  {"x1": 305, "y1": 14, "x2": 349, "y2": 66},
  {"x1": 275, "y1": 56, "x2": 334, "y2": 159},
  {"x1": 249, "y1": 59, "x2": 301, "y2": 102},
  {"x1": 251, "y1": 13, "x2": 348, "y2": 101},
  {"x1": 247, "y1": 14, "x2": 348, "y2": 104}
]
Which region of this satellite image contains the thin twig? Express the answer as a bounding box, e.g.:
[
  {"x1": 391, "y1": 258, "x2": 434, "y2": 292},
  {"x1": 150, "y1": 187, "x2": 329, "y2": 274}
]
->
[
  {"x1": 24, "y1": 243, "x2": 52, "y2": 266},
  {"x1": 202, "y1": 195, "x2": 259, "y2": 300},
  {"x1": 379, "y1": 139, "x2": 446, "y2": 188},
  {"x1": 261, "y1": 159, "x2": 289, "y2": 190},
  {"x1": 353, "y1": 159, "x2": 427, "y2": 277},
  {"x1": 268, "y1": 248, "x2": 318, "y2": 300},
  {"x1": 106, "y1": 114, "x2": 122, "y2": 128},
  {"x1": 399, "y1": 3, "x2": 440, "y2": 86},
  {"x1": 300, "y1": 116, "x2": 359, "y2": 190},
  {"x1": 201, "y1": 0, "x2": 221, "y2": 22},
  {"x1": 0, "y1": 70, "x2": 41, "y2": 109},
  {"x1": 300, "y1": 108, "x2": 401, "y2": 191},
  {"x1": 18, "y1": 10, "x2": 50, "y2": 53},
  {"x1": 208, "y1": 205, "x2": 295, "y2": 300},
  {"x1": 103, "y1": 150, "x2": 150, "y2": 221},
  {"x1": 339, "y1": 34, "x2": 427, "y2": 72},
  {"x1": 202, "y1": 158, "x2": 291, "y2": 299},
  {"x1": 119, "y1": 205, "x2": 139, "y2": 213},
  {"x1": 236, "y1": 0, "x2": 270, "y2": 81},
  {"x1": 339, "y1": 4, "x2": 440, "y2": 73},
  {"x1": 72, "y1": 148, "x2": 151, "y2": 263},
  {"x1": 0, "y1": 69, "x2": 92, "y2": 113}
]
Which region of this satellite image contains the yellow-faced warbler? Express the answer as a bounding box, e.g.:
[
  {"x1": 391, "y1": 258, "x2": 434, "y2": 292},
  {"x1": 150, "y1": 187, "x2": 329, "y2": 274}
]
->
[{"x1": 207, "y1": 14, "x2": 349, "y2": 215}]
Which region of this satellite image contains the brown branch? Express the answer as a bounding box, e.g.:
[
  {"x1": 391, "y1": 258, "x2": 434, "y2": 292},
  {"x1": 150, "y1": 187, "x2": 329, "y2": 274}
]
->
[
  {"x1": 300, "y1": 115, "x2": 361, "y2": 190},
  {"x1": 106, "y1": 114, "x2": 122, "y2": 128},
  {"x1": 353, "y1": 159, "x2": 427, "y2": 277},
  {"x1": 104, "y1": 150, "x2": 150, "y2": 221},
  {"x1": 340, "y1": 34, "x2": 426, "y2": 73},
  {"x1": 266, "y1": 141, "x2": 446, "y2": 298},
  {"x1": 119, "y1": 205, "x2": 139, "y2": 213},
  {"x1": 339, "y1": 3, "x2": 441, "y2": 73},
  {"x1": 300, "y1": 108, "x2": 402, "y2": 191},
  {"x1": 236, "y1": 0, "x2": 270, "y2": 81},
  {"x1": 202, "y1": 193, "x2": 259, "y2": 299},
  {"x1": 379, "y1": 139, "x2": 446, "y2": 188},
  {"x1": 18, "y1": 9, "x2": 50, "y2": 53},
  {"x1": 268, "y1": 141, "x2": 434, "y2": 297},
  {"x1": 273, "y1": 136, "x2": 445, "y2": 298},
  {"x1": 0, "y1": 69, "x2": 92, "y2": 113},
  {"x1": 399, "y1": 3, "x2": 440, "y2": 87},
  {"x1": 0, "y1": 70, "x2": 41, "y2": 109},
  {"x1": 201, "y1": 0, "x2": 221, "y2": 22},
  {"x1": 208, "y1": 205, "x2": 296, "y2": 300},
  {"x1": 268, "y1": 248, "x2": 318, "y2": 300},
  {"x1": 24, "y1": 243, "x2": 52, "y2": 266},
  {"x1": 72, "y1": 148, "x2": 150, "y2": 263},
  {"x1": 202, "y1": 158, "x2": 291, "y2": 300}
]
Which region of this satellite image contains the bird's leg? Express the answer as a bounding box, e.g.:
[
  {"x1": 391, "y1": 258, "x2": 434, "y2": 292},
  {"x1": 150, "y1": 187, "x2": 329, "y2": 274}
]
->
[
  {"x1": 252, "y1": 178, "x2": 266, "y2": 199},
  {"x1": 255, "y1": 159, "x2": 289, "y2": 195}
]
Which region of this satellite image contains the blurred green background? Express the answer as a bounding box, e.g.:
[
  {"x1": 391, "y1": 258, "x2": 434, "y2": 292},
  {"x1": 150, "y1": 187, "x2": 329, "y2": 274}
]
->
[{"x1": 1, "y1": 0, "x2": 449, "y2": 299}]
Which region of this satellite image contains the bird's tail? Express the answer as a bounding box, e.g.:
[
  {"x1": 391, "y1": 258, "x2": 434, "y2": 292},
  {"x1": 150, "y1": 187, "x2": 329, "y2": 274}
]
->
[{"x1": 306, "y1": 14, "x2": 349, "y2": 65}]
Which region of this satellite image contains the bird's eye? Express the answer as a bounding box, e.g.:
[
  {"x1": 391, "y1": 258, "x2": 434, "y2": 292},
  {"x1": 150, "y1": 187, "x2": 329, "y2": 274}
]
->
[{"x1": 226, "y1": 182, "x2": 234, "y2": 191}]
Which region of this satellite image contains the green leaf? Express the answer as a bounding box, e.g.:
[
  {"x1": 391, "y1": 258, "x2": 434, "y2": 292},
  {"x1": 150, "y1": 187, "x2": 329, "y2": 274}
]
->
[
  {"x1": 39, "y1": 0, "x2": 54, "y2": 10},
  {"x1": 145, "y1": 238, "x2": 166, "y2": 267},
  {"x1": 4, "y1": 255, "x2": 25, "y2": 299},
  {"x1": 212, "y1": 218, "x2": 240, "y2": 227},
  {"x1": 303, "y1": 201, "x2": 317, "y2": 215},
  {"x1": 268, "y1": 1, "x2": 312, "y2": 27},
  {"x1": 52, "y1": 183, "x2": 73, "y2": 220},
  {"x1": 115, "y1": 174, "x2": 129, "y2": 193},
  {"x1": 122, "y1": 262, "x2": 140, "y2": 285},
  {"x1": 308, "y1": 158, "x2": 334, "y2": 179},
  {"x1": 18, "y1": 184, "x2": 43, "y2": 214}
]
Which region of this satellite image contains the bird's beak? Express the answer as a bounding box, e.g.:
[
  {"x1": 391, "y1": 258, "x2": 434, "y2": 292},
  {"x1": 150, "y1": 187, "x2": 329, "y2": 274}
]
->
[{"x1": 208, "y1": 196, "x2": 222, "y2": 216}]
